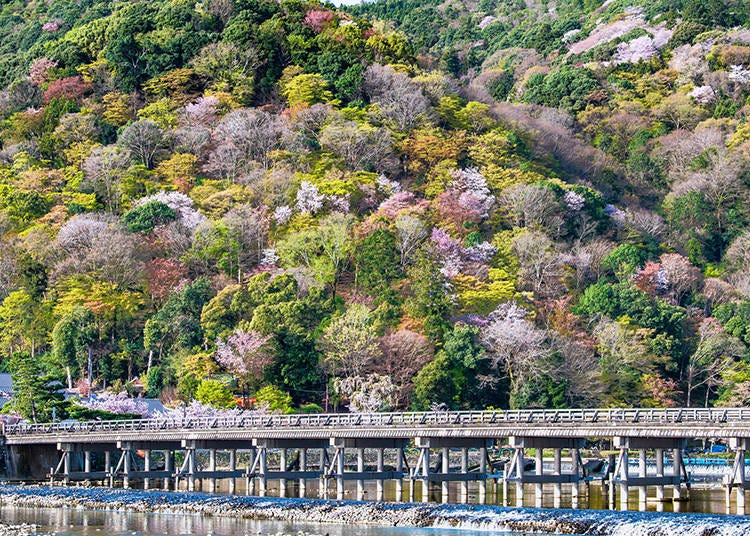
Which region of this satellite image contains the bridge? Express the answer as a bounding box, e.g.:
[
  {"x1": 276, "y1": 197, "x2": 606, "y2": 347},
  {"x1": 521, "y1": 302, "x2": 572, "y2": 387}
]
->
[{"x1": 3, "y1": 407, "x2": 750, "y2": 513}]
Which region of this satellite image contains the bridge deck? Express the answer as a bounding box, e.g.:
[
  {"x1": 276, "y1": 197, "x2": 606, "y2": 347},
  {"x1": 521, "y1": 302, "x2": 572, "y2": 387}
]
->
[{"x1": 4, "y1": 408, "x2": 750, "y2": 444}]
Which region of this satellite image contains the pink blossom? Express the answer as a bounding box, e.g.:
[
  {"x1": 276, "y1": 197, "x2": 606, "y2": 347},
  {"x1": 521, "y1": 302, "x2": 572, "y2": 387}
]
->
[
  {"x1": 79, "y1": 392, "x2": 150, "y2": 418},
  {"x1": 41, "y1": 21, "x2": 60, "y2": 32},
  {"x1": 181, "y1": 96, "x2": 219, "y2": 126},
  {"x1": 28, "y1": 57, "x2": 57, "y2": 86},
  {"x1": 215, "y1": 328, "x2": 273, "y2": 382},
  {"x1": 304, "y1": 9, "x2": 334, "y2": 32}
]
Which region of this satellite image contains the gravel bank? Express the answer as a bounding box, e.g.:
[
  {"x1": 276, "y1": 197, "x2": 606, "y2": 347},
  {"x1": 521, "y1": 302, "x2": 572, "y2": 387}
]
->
[
  {"x1": 1, "y1": 485, "x2": 750, "y2": 535},
  {"x1": 0, "y1": 523, "x2": 45, "y2": 536}
]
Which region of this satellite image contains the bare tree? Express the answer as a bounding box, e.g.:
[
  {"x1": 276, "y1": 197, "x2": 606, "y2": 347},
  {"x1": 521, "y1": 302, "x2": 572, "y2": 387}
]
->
[
  {"x1": 319, "y1": 120, "x2": 395, "y2": 172},
  {"x1": 372, "y1": 329, "x2": 434, "y2": 408},
  {"x1": 363, "y1": 64, "x2": 430, "y2": 131},
  {"x1": 395, "y1": 215, "x2": 427, "y2": 267},
  {"x1": 685, "y1": 318, "x2": 744, "y2": 407},
  {"x1": 83, "y1": 145, "x2": 131, "y2": 212},
  {"x1": 511, "y1": 230, "x2": 561, "y2": 296},
  {"x1": 119, "y1": 120, "x2": 166, "y2": 169}
]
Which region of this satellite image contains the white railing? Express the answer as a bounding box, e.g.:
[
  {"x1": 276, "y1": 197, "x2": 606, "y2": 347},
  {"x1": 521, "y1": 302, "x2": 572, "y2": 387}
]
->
[{"x1": 3, "y1": 407, "x2": 749, "y2": 437}]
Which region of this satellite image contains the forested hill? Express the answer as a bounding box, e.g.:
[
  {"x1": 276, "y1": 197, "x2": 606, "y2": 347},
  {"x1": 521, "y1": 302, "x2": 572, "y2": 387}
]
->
[{"x1": 1, "y1": 0, "x2": 750, "y2": 421}]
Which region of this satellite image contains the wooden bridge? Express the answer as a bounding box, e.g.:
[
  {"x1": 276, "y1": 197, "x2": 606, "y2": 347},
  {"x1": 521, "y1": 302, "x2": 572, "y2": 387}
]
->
[{"x1": 3, "y1": 407, "x2": 750, "y2": 513}]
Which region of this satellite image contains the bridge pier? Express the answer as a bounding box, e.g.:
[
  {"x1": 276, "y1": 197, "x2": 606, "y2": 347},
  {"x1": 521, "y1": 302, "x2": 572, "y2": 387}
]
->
[
  {"x1": 613, "y1": 437, "x2": 686, "y2": 511},
  {"x1": 164, "y1": 450, "x2": 173, "y2": 490},
  {"x1": 724, "y1": 438, "x2": 750, "y2": 514},
  {"x1": 506, "y1": 437, "x2": 586, "y2": 509}
]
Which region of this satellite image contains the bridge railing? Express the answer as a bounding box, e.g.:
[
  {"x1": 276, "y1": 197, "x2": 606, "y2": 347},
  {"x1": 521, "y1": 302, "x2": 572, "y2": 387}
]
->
[{"x1": 3, "y1": 407, "x2": 750, "y2": 436}]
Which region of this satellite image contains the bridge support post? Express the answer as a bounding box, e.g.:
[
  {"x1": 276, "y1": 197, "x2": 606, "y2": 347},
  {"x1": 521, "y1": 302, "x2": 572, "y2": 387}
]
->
[
  {"x1": 335, "y1": 446, "x2": 345, "y2": 500},
  {"x1": 229, "y1": 450, "x2": 236, "y2": 494},
  {"x1": 479, "y1": 446, "x2": 487, "y2": 503},
  {"x1": 105, "y1": 451, "x2": 112, "y2": 488},
  {"x1": 259, "y1": 447, "x2": 267, "y2": 496},
  {"x1": 164, "y1": 450, "x2": 172, "y2": 491},
  {"x1": 617, "y1": 447, "x2": 628, "y2": 510},
  {"x1": 460, "y1": 448, "x2": 469, "y2": 504},
  {"x1": 673, "y1": 447, "x2": 686, "y2": 502},
  {"x1": 396, "y1": 446, "x2": 404, "y2": 502},
  {"x1": 207, "y1": 449, "x2": 216, "y2": 493},
  {"x1": 726, "y1": 439, "x2": 748, "y2": 515},
  {"x1": 376, "y1": 448, "x2": 384, "y2": 501},
  {"x1": 319, "y1": 447, "x2": 327, "y2": 499},
  {"x1": 299, "y1": 448, "x2": 307, "y2": 498},
  {"x1": 83, "y1": 451, "x2": 91, "y2": 475},
  {"x1": 62, "y1": 450, "x2": 70, "y2": 486},
  {"x1": 655, "y1": 448, "x2": 665, "y2": 509},
  {"x1": 439, "y1": 448, "x2": 448, "y2": 503},
  {"x1": 187, "y1": 448, "x2": 196, "y2": 491},
  {"x1": 143, "y1": 449, "x2": 151, "y2": 490},
  {"x1": 553, "y1": 448, "x2": 562, "y2": 508},
  {"x1": 421, "y1": 446, "x2": 430, "y2": 502},
  {"x1": 280, "y1": 448, "x2": 288, "y2": 498},
  {"x1": 356, "y1": 448, "x2": 365, "y2": 500},
  {"x1": 535, "y1": 448, "x2": 543, "y2": 508},
  {"x1": 638, "y1": 449, "x2": 647, "y2": 511},
  {"x1": 123, "y1": 447, "x2": 131, "y2": 489}
]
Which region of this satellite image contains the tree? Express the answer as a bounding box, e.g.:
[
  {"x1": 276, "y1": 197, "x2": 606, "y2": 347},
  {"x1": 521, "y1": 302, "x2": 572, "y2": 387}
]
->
[
  {"x1": 319, "y1": 304, "x2": 381, "y2": 379},
  {"x1": 51, "y1": 306, "x2": 97, "y2": 389},
  {"x1": 373, "y1": 329, "x2": 434, "y2": 408},
  {"x1": 122, "y1": 201, "x2": 176, "y2": 233},
  {"x1": 685, "y1": 318, "x2": 743, "y2": 407},
  {"x1": 215, "y1": 328, "x2": 273, "y2": 396},
  {"x1": 8, "y1": 352, "x2": 59, "y2": 423},
  {"x1": 119, "y1": 120, "x2": 165, "y2": 169},
  {"x1": 333, "y1": 374, "x2": 397, "y2": 412},
  {"x1": 282, "y1": 73, "x2": 336, "y2": 107},
  {"x1": 195, "y1": 379, "x2": 236, "y2": 409},
  {"x1": 480, "y1": 303, "x2": 552, "y2": 407},
  {"x1": 355, "y1": 229, "x2": 403, "y2": 294},
  {"x1": 395, "y1": 215, "x2": 427, "y2": 267},
  {"x1": 83, "y1": 146, "x2": 131, "y2": 212},
  {"x1": 319, "y1": 121, "x2": 395, "y2": 172},
  {"x1": 363, "y1": 64, "x2": 430, "y2": 131}
]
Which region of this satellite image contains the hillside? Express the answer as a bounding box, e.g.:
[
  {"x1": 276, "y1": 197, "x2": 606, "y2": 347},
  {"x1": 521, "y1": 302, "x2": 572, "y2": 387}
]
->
[{"x1": 0, "y1": 0, "x2": 749, "y2": 420}]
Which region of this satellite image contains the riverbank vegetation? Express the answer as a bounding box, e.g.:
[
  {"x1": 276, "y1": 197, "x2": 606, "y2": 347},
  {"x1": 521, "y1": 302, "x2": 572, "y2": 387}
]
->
[{"x1": 2, "y1": 0, "x2": 750, "y2": 420}]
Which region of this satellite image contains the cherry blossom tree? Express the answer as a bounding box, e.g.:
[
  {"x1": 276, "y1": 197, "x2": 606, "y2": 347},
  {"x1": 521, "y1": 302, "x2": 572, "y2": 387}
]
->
[
  {"x1": 79, "y1": 391, "x2": 150, "y2": 418},
  {"x1": 215, "y1": 328, "x2": 273, "y2": 396},
  {"x1": 333, "y1": 374, "x2": 397, "y2": 412}
]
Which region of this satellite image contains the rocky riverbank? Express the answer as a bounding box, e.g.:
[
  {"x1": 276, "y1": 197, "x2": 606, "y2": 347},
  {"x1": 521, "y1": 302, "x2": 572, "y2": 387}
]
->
[
  {"x1": 1, "y1": 485, "x2": 750, "y2": 535},
  {"x1": 0, "y1": 523, "x2": 45, "y2": 536}
]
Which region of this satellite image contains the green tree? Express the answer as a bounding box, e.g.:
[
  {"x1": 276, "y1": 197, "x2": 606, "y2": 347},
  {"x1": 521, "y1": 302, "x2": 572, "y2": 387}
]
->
[
  {"x1": 8, "y1": 352, "x2": 61, "y2": 423},
  {"x1": 51, "y1": 306, "x2": 97, "y2": 388},
  {"x1": 195, "y1": 379, "x2": 236, "y2": 408}
]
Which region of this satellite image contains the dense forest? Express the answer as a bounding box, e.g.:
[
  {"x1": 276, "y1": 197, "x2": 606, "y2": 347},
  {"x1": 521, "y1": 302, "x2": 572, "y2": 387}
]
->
[{"x1": 1, "y1": 0, "x2": 750, "y2": 421}]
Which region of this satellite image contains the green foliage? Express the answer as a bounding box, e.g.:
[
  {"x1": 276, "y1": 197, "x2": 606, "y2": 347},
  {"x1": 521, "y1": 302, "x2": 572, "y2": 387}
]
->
[
  {"x1": 254, "y1": 384, "x2": 293, "y2": 413},
  {"x1": 122, "y1": 201, "x2": 176, "y2": 233},
  {"x1": 195, "y1": 378, "x2": 236, "y2": 408},
  {"x1": 7, "y1": 352, "x2": 62, "y2": 423},
  {"x1": 522, "y1": 66, "x2": 601, "y2": 113}
]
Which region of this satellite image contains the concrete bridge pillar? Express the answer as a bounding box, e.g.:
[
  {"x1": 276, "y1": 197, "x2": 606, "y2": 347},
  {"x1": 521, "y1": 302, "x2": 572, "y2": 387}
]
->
[
  {"x1": 356, "y1": 448, "x2": 365, "y2": 500},
  {"x1": 618, "y1": 447, "x2": 629, "y2": 510},
  {"x1": 279, "y1": 448, "x2": 288, "y2": 498},
  {"x1": 63, "y1": 449, "x2": 71, "y2": 486},
  {"x1": 164, "y1": 450, "x2": 172, "y2": 491},
  {"x1": 460, "y1": 448, "x2": 469, "y2": 504},
  {"x1": 83, "y1": 451, "x2": 91, "y2": 474},
  {"x1": 319, "y1": 447, "x2": 328, "y2": 499},
  {"x1": 421, "y1": 447, "x2": 430, "y2": 502},
  {"x1": 479, "y1": 446, "x2": 487, "y2": 503},
  {"x1": 259, "y1": 447, "x2": 268, "y2": 496},
  {"x1": 187, "y1": 448, "x2": 196, "y2": 491},
  {"x1": 535, "y1": 448, "x2": 543, "y2": 508},
  {"x1": 105, "y1": 451, "x2": 112, "y2": 488},
  {"x1": 143, "y1": 449, "x2": 151, "y2": 490},
  {"x1": 298, "y1": 448, "x2": 307, "y2": 498},
  {"x1": 335, "y1": 446, "x2": 345, "y2": 500},
  {"x1": 553, "y1": 448, "x2": 562, "y2": 508},
  {"x1": 376, "y1": 448, "x2": 384, "y2": 501},
  {"x1": 655, "y1": 448, "x2": 665, "y2": 508},
  {"x1": 123, "y1": 447, "x2": 132, "y2": 489},
  {"x1": 638, "y1": 449, "x2": 647, "y2": 511},
  {"x1": 207, "y1": 449, "x2": 216, "y2": 493},
  {"x1": 441, "y1": 447, "x2": 449, "y2": 503},
  {"x1": 395, "y1": 446, "x2": 404, "y2": 502},
  {"x1": 229, "y1": 449, "x2": 236, "y2": 494}
]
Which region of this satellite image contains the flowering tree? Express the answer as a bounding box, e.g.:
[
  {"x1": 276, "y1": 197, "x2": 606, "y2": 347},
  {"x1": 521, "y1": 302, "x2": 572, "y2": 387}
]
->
[
  {"x1": 79, "y1": 391, "x2": 150, "y2": 418},
  {"x1": 333, "y1": 374, "x2": 397, "y2": 412},
  {"x1": 320, "y1": 304, "x2": 381, "y2": 378},
  {"x1": 215, "y1": 328, "x2": 273, "y2": 396},
  {"x1": 28, "y1": 58, "x2": 57, "y2": 86}
]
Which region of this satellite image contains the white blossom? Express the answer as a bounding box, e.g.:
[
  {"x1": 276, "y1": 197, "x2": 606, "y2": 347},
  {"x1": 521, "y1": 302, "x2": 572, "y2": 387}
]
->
[
  {"x1": 478, "y1": 15, "x2": 498, "y2": 30},
  {"x1": 614, "y1": 36, "x2": 657, "y2": 64},
  {"x1": 689, "y1": 85, "x2": 716, "y2": 104},
  {"x1": 564, "y1": 190, "x2": 586, "y2": 212},
  {"x1": 295, "y1": 181, "x2": 324, "y2": 214},
  {"x1": 729, "y1": 65, "x2": 750, "y2": 84},
  {"x1": 375, "y1": 174, "x2": 401, "y2": 195},
  {"x1": 260, "y1": 248, "x2": 279, "y2": 266},
  {"x1": 136, "y1": 191, "x2": 206, "y2": 231},
  {"x1": 273, "y1": 205, "x2": 293, "y2": 225}
]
